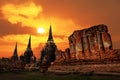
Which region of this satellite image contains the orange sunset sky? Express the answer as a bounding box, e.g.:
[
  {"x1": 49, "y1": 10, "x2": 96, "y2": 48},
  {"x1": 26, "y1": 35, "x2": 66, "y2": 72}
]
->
[{"x1": 0, "y1": 0, "x2": 120, "y2": 58}]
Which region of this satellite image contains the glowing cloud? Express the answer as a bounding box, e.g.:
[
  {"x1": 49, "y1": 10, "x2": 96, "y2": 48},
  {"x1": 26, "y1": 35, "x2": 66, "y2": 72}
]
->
[
  {"x1": 1, "y1": 2, "x2": 42, "y2": 26},
  {"x1": 1, "y1": 2, "x2": 81, "y2": 35}
]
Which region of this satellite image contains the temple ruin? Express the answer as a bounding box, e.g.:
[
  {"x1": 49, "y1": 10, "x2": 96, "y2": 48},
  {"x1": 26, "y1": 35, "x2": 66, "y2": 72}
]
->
[{"x1": 68, "y1": 24, "x2": 113, "y2": 60}]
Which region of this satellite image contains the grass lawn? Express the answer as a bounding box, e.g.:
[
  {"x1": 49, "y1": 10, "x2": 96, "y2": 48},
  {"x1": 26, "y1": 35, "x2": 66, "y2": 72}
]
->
[{"x1": 0, "y1": 71, "x2": 120, "y2": 80}]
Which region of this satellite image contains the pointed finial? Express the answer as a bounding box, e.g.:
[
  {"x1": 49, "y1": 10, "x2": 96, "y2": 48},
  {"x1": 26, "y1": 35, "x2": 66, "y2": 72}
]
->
[
  {"x1": 15, "y1": 42, "x2": 17, "y2": 49},
  {"x1": 27, "y1": 35, "x2": 31, "y2": 49},
  {"x1": 47, "y1": 25, "x2": 53, "y2": 42},
  {"x1": 13, "y1": 42, "x2": 18, "y2": 57}
]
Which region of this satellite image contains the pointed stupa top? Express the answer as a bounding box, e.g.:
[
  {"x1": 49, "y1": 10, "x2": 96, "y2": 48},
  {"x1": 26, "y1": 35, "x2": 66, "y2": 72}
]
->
[
  {"x1": 13, "y1": 42, "x2": 18, "y2": 57},
  {"x1": 27, "y1": 35, "x2": 31, "y2": 49},
  {"x1": 47, "y1": 25, "x2": 54, "y2": 42}
]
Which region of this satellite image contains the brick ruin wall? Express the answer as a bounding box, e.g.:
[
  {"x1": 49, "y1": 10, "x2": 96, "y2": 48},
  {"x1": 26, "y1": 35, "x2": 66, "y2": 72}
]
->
[{"x1": 68, "y1": 24, "x2": 113, "y2": 60}]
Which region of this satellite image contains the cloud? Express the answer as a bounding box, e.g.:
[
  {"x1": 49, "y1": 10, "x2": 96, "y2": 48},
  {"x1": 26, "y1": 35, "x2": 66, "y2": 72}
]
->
[
  {"x1": 0, "y1": 0, "x2": 33, "y2": 6},
  {"x1": 53, "y1": 35, "x2": 67, "y2": 40},
  {"x1": 0, "y1": 34, "x2": 46, "y2": 47},
  {"x1": 0, "y1": 19, "x2": 37, "y2": 36},
  {"x1": 1, "y1": 2, "x2": 42, "y2": 27},
  {"x1": 1, "y1": 2, "x2": 80, "y2": 34}
]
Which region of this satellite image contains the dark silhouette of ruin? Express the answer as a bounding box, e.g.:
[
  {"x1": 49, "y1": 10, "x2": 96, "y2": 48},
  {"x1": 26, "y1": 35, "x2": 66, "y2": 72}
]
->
[
  {"x1": 11, "y1": 35, "x2": 36, "y2": 64},
  {"x1": 11, "y1": 43, "x2": 18, "y2": 62},
  {"x1": 23, "y1": 35, "x2": 36, "y2": 64},
  {"x1": 39, "y1": 25, "x2": 57, "y2": 72}
]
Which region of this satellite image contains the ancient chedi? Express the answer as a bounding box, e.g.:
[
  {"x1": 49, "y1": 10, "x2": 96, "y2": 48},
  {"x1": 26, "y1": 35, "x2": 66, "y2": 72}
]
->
[
  {"x1": 68, "y1": 24, "x2": 113, "y2": 60},
  {"x1": 45, "y1": 25, "x2": 57, "y2": 62},
  {"x1": 40, "y1": 25, "x2": 57, "y2": 72},
  {"x1": 11, "y1": 43, "x2": 18, "y2": 62},
  {"x1": 40, "y1": 25, "x2": 57, "y2": 63},
  {"x1": 23, "y1": 35, "x2": 36, "y2": 64}
]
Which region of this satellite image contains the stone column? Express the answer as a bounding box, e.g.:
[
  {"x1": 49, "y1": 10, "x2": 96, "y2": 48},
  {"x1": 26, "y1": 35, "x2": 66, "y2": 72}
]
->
[
  {"x1": 74, "y1": 32, "x2": 83, "y2": 60},
  {"x1": 91, "y1": 32, "x2": 99, "y2": 59},
  {"x1": 82, "y1": 34, "x2": 91, "y2": 59},
  {"x1": 81, "y1": 37, "x2": 85, "y2": 59},
  {"x1": 107, "y1": 33, "x2": 112, "y2": 49},
  {"x1": 96, "y1": 31, "x2": 105, "y2": 51},
  {"x1": 102, "y1": 32, "x2": 113, "y2": 49},
  {"x1": 71, "y1": 36, "x2": 76, "y2": 59},
  {"x1": 82, "y1": 36, "x2": 88, "y2": 50},
  {"x1": 88, "y1": 34, "x2": 95, "y2": 53},
  {"x1": 95, "y1": 31, "x2": 104, "y2": 60},
  {"x1": 86, "y1": 35, "x2": 91, "y2": 53},
  {"x1": 65, "y1": 48, "x2": 71, "y2": 60},
  {"x1": 68, "y1": 36, "x2": 76, "y2": 59},
  {"x1": 87, "y1": 34, "x2": 95, "y2": 59}
]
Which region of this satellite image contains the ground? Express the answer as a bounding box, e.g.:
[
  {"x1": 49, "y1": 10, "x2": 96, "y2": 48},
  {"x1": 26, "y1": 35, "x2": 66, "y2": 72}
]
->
[
  {"x1": 1, "y1": 63, "x2": 120, "y2": 80},
  {"x1": 49, "y1": 63, "x2": 120, "y2": 72},
  {"x1": 0, "y1": 71, "x2": 120, "y2": 80}
]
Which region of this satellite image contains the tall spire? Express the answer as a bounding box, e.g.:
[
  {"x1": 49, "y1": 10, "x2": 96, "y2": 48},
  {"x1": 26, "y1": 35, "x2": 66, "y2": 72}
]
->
[
  {"x1": 27, "y1": 35, "x2": 31, "y2": 49},
  {"x1": 47, "y1": 25, "x2": 53, "y2": 42},
  {"x1": 13, "y1": 42, "x2": 18, "y2": 57}
]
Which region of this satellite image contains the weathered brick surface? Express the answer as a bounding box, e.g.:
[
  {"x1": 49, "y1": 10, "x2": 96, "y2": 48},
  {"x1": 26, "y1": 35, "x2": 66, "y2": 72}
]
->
[
  {"x1": 49, "y1": 63, "x2": 120, "y2": 73},
  {"x1": 68, "y1": 24, "x2": 116, "y2": 60}
]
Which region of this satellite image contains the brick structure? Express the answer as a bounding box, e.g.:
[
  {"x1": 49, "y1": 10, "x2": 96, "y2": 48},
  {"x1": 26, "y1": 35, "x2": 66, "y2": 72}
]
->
[{"x1": 68, "y1": 24, "x2": 113, "y2": 60}]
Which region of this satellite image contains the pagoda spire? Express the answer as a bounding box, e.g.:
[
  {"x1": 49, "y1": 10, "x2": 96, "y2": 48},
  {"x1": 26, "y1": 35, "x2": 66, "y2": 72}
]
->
[
  {"x1": 11, "y1": 42, "x2": 18, "y2": 61},
  {"x1": 27, "y1": 35, "x2": 31, "y2": 49},
  {"x1": 47, "y1": 25, "x2": 54, "y2": 42},
  {"x1": 13, "y1": 42, "x2": 18, "y2": 57}
]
